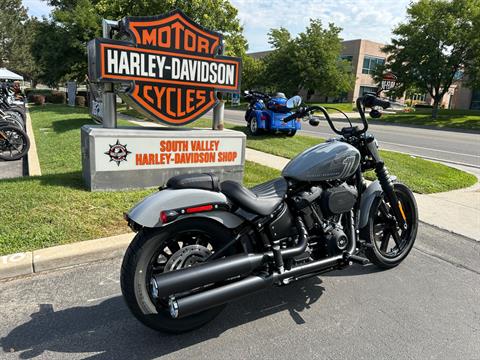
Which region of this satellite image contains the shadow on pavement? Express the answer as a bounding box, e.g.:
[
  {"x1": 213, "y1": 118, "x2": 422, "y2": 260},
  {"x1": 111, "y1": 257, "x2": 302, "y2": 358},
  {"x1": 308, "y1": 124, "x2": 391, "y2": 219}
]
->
[{"x1": 1, "y1": 277, "x2": 325, "y2": 359}]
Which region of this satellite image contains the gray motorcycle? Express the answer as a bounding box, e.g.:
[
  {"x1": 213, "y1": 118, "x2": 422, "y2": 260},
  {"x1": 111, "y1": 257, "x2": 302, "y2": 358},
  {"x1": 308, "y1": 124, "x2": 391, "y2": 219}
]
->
[{"x1": 121, "y1": 93, "x2": 418, "y2": 333}]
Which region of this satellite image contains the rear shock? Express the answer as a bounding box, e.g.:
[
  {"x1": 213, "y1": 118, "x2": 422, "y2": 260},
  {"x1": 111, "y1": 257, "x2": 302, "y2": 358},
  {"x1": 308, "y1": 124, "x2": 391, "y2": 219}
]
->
[{"x1": 375, "y1": 162, "x2": 407, "y2": 230}]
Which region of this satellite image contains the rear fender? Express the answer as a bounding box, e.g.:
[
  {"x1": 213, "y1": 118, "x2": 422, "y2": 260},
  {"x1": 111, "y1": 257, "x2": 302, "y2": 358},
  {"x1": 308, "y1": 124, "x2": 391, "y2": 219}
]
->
[
  {"x1": 127, "y1": 188, "x2": 245, "y2": 229},
  {"x1": 254, "y1": 110, "x2": 267, "y2": 129}
]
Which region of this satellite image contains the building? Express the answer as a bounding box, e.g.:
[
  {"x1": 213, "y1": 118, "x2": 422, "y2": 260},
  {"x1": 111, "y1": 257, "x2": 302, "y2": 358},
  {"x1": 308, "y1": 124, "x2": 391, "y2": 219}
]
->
[{"x1": 248, "y1": 39, "x2": 479, "y2": 110}]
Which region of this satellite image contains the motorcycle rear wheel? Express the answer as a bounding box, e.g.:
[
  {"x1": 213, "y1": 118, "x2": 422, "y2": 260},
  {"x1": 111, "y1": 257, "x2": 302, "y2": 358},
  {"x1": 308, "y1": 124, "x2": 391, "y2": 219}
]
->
[
  {"x1": 121, "y1": 219, "x2": 236, "y2": 333},
  {"x1": 361, "y1": 182, "x2": 418, "y2": 268}
]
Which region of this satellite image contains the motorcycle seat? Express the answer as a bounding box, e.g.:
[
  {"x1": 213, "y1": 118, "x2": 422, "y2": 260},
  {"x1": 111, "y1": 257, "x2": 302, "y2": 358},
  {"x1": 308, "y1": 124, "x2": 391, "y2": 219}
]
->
[
  {"x1": 166, "y1": 173, "x2": 220, "y2": 192},
  {"x1": 221, "y1": 177, "x2": 287, "y2": 216}
]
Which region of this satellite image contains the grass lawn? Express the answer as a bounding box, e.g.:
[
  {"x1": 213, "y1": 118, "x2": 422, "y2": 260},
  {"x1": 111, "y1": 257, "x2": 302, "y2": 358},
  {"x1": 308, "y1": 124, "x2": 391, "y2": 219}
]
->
[
  {"x1": 118, "y1": 107, "x2": 477, "y2": 194},
  {"x1": 0, "y1": 105, "x2": 279, "y2": 255},
  {"x1": 380, "y1": 108, "x2": 480, "y2": 131}
]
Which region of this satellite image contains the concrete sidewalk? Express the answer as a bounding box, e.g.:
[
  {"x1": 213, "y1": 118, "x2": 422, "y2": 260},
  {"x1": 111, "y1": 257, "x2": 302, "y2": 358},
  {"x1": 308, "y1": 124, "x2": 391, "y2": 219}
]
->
[{"x1": 246, "y1": 148, "x2": 480, "y2": 241}]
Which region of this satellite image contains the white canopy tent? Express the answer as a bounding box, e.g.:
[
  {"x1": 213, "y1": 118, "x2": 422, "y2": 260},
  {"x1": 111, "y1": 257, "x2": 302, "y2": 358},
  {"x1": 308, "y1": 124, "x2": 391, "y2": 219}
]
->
[{"x1": 0, "y1": 68, "x2": 23, "y2": 81}]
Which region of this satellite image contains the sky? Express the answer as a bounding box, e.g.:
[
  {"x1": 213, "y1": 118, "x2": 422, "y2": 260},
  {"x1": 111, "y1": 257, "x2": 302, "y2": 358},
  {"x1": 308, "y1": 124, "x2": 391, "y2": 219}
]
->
[{"x1": 22, "y1": 0, "x2": 411, "y2": 52}]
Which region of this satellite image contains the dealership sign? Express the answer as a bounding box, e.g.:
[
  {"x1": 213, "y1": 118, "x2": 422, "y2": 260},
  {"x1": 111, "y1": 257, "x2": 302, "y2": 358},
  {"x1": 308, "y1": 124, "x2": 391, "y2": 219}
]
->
[
  {"x1": 88, "y1": 10, "x2": 242, "y2": 126},
  {"x1": 380, "y1": 73, "x2": 397, "y2": 91},
  {"x1": 97, "y1": 137, "x2": 242, "y2": 171}
]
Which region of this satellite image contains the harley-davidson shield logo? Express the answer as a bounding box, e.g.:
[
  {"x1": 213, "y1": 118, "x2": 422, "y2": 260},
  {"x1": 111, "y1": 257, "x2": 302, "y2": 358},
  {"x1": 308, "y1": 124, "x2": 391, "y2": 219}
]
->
[{"x1": 88, "y1": 10, "x2": 242, "y2": 126}]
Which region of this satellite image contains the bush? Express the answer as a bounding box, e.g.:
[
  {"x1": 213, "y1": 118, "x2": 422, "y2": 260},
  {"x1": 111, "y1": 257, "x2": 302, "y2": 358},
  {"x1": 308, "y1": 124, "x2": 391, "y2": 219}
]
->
[
  {"x1": 75, "y1": 96, "x2": 86, "y2": 107},
  {"x1": 26, "y1": 89, "x2": 53, "y2": 102},
  {"x1": 32, "y1": 95, "x2": 45, "y2": 105},
  {"x1": 47, "y1": 91, "x2": 66, "y2": 104}
]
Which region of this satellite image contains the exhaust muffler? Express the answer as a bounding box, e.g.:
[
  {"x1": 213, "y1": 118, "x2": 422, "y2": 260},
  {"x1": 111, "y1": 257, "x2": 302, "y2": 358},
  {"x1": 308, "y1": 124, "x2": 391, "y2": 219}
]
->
[
  {"x1": 155, "y1": 214, "x2": 356, "y2": 318},
  {"x1": 152, "y1": 217, "x2": 309, "y2": 299}
]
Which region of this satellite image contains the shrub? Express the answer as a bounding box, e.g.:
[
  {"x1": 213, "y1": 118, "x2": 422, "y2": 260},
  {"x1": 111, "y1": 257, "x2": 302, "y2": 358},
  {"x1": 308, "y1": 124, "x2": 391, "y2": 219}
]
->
[
  {"x1": 75, "y1": 96, "x2": 86, "y2": 107},
  {"x1": 32, "y1": 95, "x2": 45, "y2": 105},
  {"x1": 47, "y1": 91, "x2": 66, "y2": 104}
]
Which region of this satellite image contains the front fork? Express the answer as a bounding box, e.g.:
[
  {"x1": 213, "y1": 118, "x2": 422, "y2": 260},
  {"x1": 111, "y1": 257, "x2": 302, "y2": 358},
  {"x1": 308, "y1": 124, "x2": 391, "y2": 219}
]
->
[{"x1": 366, "y1": 136, "x2": 407, "y2": 230}]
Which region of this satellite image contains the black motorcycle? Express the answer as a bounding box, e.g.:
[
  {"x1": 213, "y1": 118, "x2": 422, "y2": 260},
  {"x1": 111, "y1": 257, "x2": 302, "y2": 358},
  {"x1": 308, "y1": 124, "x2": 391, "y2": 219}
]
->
[{"x1": 121, "y1": 93, "x2": 418, "y2": 333}]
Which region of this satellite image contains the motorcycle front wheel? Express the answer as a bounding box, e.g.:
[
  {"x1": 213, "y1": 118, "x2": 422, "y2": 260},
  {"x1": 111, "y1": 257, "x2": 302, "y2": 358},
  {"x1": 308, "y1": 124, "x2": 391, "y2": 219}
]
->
[
  {"x1": 0, "y1": 125, "x2": 30, "y2": 161},
  {"x1": 121, "y1": 218, "x2": 237, "y2": 333},
  {"x1": 361, "y1": 182, "x2": 418, "y2": 268}
]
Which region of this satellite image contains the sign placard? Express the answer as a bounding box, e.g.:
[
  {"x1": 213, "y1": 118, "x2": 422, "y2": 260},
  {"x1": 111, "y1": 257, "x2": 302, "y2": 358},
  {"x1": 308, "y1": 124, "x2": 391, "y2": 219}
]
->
[
  {"x1": 97, "y1": 137, "x2": 242, "y2": 171},
  {"x1": 380, "y1": 73, "x2": 397, "y2": 91},
  {"x1": 88, "y1": 10, "x2": 242, "y2": 126},
  {"x1": 81, "y1": 127, "x2": 246, "y2": 191}
]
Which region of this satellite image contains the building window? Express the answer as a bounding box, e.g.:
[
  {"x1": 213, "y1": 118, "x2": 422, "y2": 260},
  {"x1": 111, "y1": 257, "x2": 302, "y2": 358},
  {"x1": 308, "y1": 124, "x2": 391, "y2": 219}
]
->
[
  {"x1": 362, "y1": 56, "x2": 385, "y2": 75},
  {"x1": 359, "y1": 86, "x2": 378, "y2": 97},
  {"x1": 471, "y1": 90, "x2": 480, "y2": 110},
  {"x1": 341, "y1": 55, "x2": 353, "y2": 63}
]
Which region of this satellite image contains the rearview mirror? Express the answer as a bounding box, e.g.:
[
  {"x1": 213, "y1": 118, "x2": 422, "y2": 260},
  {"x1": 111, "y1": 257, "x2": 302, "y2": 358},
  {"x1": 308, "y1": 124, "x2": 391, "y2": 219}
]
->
[{"x1": 286, "y1": 95, "x2": 302, "y2": 109}]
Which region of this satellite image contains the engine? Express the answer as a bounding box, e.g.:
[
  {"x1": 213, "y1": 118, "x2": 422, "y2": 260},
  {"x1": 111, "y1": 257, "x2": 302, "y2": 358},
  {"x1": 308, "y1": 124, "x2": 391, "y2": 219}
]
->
[{"x1": 292, "y1": 183, "x2": 357, "y2": 257}]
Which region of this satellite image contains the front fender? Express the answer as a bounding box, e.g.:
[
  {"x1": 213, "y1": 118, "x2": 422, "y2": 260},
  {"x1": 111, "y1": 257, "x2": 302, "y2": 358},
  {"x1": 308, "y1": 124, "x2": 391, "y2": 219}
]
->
[
  {"x1": 359, "y1": 180, "x2": 383, "y2": 229},
  {"x1": 127, "y1": 188, "x2": 245, "y2": 229}
]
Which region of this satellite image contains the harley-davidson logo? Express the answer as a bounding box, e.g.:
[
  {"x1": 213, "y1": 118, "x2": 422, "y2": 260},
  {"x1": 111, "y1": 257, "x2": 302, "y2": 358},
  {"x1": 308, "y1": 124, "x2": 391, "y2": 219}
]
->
[
  {"x1": 105, "y1": 140, "x2": 132, "y2": 166},
  {"x1": 88, "y1": 10, "x2": 242, "y2": 126}
]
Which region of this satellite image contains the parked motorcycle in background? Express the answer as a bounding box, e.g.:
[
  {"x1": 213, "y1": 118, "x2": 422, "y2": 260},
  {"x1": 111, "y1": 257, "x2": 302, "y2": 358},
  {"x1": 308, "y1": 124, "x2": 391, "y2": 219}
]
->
[
  {"x1": 0, "y1": 83, "x2": 30, "y2": 161},
  {"x1": 244, "y1": 90, "x2": 302, "y2": 136},
  {"x1": 121, "y1": 93, "x2": 418, "y2": 333}
]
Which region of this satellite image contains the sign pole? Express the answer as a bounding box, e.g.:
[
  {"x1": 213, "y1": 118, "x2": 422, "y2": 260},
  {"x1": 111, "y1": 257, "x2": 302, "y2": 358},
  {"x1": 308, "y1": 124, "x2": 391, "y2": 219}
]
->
[
  {"x1": 101, "y1": 19, "x2": 118, "y2": 129},
  {"x1": 212, "y1": 92, "x2": 225, "y2": 130}
]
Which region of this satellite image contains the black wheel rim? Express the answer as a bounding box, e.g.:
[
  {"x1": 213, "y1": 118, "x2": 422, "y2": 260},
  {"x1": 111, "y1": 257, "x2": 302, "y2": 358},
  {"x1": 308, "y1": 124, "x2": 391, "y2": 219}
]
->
[
  {"x1": 0, "y1": 128, "x2": 27, "y2": 159},
  {"x1": 372, "y1": 191, "x2": 414, "y2": 259},
  {"x1": 145, "y1": 229, "x2": 216, "y2": 307}
]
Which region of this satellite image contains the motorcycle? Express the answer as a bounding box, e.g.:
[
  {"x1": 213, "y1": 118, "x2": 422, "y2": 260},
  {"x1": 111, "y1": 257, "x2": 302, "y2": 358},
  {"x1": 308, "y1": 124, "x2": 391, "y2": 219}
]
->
[
  {"x1": 121, "y1": 93, "x2": 418, "y2": 333},
  {"x1": 0, "y1": 83, "x2": 29, "y2": 161},
  {"x1": 244, "y1": 90, "x2": 301, "y2": 136}
]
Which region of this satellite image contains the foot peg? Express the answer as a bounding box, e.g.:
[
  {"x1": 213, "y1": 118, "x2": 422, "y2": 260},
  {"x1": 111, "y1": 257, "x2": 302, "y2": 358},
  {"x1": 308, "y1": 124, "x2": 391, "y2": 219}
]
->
[{"x1": 346, "y1": 254, "x2": 370, "y2": 265}]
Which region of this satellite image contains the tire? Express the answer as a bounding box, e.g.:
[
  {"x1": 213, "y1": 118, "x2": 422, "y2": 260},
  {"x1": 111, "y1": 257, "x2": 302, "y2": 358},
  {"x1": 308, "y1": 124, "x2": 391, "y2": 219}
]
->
[
  {"x1": 360, "y1": 182, "x2": 418, "y2": 269},
  {"x1": 1, "y1": 115, "x2": 24, "y2": 130},
  {"x1": 5, "y1": 110, "x2": 25, "y2": 124},
  {"x1": 286, "y1": 130, "x2": 296, "y2": 137},
  {"x1": 121, "y1": 218, "x2": 236, "y2": 333},
  {"x1": 0, "y1": 125, "x2": 30, "y2": 161},
  {"x1": 248, "y1": 116, "x2": 260, "y2": 135}
]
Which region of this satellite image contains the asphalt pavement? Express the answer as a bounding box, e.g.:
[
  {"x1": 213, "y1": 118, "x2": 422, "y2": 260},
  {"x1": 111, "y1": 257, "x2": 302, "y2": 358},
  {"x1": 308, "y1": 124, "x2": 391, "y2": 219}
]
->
[
  {"x1": 1, "y1": 223, "x2": 479, "y2": 360},
  {"x1": 214, "y1": 109, "x2": 480, "y2": 168}
]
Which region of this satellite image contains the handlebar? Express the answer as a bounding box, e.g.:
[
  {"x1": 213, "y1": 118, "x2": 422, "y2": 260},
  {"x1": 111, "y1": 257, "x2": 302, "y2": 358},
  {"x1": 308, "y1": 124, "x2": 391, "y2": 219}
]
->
[{"x1": 282, "y1": 93, "x2": 391, "y2": 137}]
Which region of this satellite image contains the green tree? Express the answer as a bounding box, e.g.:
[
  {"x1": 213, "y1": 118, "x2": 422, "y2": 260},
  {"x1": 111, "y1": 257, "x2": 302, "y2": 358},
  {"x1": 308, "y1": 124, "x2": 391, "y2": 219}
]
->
[
  {"x1": 34, "y1": 0, "x2": 247, "y2": 85},
  {"x1": 379, "y1": 0, "x2": 480, "y2": 118},
  {"x1": 0, "y1": 0, "x2": 41, "y2": 82},
  {"x1": 241, "y1": 55, "x2": 266, "y2": 91},
  {"x1": 262, "y1": 20, "x2": 353, "y2": 98}
]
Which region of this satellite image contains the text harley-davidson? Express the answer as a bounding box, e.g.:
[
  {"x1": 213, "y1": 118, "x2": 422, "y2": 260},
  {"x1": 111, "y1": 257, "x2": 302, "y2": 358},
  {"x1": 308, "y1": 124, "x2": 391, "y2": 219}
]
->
[{"x1": 121, "y1": 93, "x2": 418, "y2": 333}]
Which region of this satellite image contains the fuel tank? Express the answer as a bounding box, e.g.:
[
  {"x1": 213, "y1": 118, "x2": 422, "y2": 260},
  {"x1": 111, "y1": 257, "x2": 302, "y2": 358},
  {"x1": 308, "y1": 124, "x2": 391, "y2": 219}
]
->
[{"x1": 282, "y1": 140, "x2": 361, "y2": 182}]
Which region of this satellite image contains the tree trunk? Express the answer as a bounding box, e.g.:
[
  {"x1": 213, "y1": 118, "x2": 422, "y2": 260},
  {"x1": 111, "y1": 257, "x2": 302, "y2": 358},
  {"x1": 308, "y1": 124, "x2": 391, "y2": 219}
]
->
[{"x1": 432, "y1": 98, "x2": 441, "y2": 119}]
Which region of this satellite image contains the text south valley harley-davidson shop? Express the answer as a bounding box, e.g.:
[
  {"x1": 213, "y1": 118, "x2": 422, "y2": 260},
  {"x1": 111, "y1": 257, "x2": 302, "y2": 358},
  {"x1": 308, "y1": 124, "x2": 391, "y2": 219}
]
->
[{"x1": 97, "y1": 138, "x2": 243, "y2": 171}]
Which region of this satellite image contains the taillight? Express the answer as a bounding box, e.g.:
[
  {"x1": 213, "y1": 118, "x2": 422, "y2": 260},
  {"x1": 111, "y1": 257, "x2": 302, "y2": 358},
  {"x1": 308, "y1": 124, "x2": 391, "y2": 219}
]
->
[{"x1": 160, "y1": 210, "x2": 179, "y2": 224}]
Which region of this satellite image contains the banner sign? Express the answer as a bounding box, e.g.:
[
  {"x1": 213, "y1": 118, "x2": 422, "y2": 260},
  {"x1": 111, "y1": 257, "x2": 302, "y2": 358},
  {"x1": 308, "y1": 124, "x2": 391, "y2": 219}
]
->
[
  {"x1": 88, "y1": 10, "x2": 242, "y2": 126},
  {"x1": 96, "y1": 136, "x2": 242, "y2": 171},
  {"x1": 380, "y1": 73, "x2": 397, "y2": 91}
]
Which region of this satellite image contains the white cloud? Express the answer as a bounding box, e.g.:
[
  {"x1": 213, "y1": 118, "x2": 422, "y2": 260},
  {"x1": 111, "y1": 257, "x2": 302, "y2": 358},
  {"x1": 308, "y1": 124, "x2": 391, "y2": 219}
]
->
[
  {"x1": 231, "y1": 0, "x2": 411, "y2": 52},
  {"x1": 23, "y1": 0, "x2": 53, "y2": 18}
]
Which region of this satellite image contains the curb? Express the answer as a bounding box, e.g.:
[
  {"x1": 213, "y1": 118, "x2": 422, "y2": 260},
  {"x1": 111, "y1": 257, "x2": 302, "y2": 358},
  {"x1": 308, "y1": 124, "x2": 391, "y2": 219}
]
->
[
  {"x1": 25, "y1": 108, "x2": 41, "y2": 176},
  {"x1": 0, "y1": 232, "x2": 134, "y2": 281}
]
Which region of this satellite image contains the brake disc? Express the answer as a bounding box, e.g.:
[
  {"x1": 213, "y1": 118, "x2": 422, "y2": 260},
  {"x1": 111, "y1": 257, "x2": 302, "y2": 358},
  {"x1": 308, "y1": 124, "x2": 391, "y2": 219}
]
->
[{"x1": 164, "y1": 244, "x2": 211, "y2": 272}]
